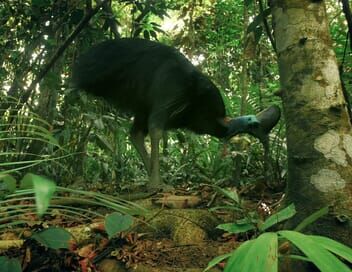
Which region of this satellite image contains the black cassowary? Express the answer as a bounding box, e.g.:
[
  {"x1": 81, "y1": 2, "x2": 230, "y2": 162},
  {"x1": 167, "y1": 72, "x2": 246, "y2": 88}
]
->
[{"x1": 72, "y1": 38, "x2": 280, "y2": 189}]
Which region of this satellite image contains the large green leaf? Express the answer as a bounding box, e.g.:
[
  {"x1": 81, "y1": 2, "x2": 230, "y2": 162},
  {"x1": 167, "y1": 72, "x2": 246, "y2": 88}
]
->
[
  {"x1": 224, "y1": 239, "x2": 255, "y2": 271},
  {"x1": 19, "y1": 173, "x2": 35, "y2": 189},
  {"x1": 105, "y1": 212, "x2": 134, "y2": 238},
  {"x1": 20, "y1": 173, "x2": 56, "y2": 216},
  {"x1": 279, "y1": 231, "x2": 351, "y2": 272},
  {"x1": 0, "y1": 174, "x2": 17, "y2": 194},
  {"x1": 217, "y1": 222, "x2": 256, "y2": 234},
  {"x1": 309, "y1": 235, "x2": 352, "y2": 263},
  {"x1": 32, "y1": 227, "x2": 72, "y2": 249},
  {"x1": 259, "y1": 204, "x2": 296, "y2": 232},
  {"x1": 0, "y1": 256, "x2": 22, "y2": 272},
  {"x1": 225, "y1": 232, "x2": 278, "y2": 272}
]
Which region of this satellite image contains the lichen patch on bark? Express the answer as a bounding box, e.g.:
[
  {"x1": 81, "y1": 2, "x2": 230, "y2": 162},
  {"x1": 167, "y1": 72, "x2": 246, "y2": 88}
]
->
[
  {"x1": 310, "y1": 169, "x2": 346, "y2": 192},
  {"x1": 314, "y1": 130, "x2": 347, "y2": 166},
  {"x1": 321, "y1": 58, "x2": 341, "y2": 97},
  {"x1": 343, "y1": 134, "x2": 352, "y2": 160}
]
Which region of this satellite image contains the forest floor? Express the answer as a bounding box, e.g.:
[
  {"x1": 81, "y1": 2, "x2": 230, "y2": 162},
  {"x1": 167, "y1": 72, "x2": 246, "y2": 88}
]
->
[{"x1": 0, "y1": 182, "x2": 284, "y2": 272}]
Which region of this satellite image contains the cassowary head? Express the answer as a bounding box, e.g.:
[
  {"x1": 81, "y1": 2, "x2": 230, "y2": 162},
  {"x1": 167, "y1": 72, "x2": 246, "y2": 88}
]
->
[
  {"x1": 226, "y1": 105, "x2": 281, "y2": 144},
  {"x1": 226, "y1": 115, "x2": 260, "y2": 138}
]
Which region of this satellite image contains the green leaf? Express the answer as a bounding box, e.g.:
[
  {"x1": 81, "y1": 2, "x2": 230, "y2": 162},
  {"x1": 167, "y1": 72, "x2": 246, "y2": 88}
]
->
[
  {"x1": 259, "y1": 204, "x2": 296, "y2": 232},
  {"x1": 236, "y1": 217, "x2": 257, "y2": 225},
  {"x1": 225, "y1": 233, "x2": 278, "y2": 272},
  {"x1": 212, "y1": 185, "x2": 240, "y2": 203},
  {"x1": 217, "y1": 223, "x2": 256, "y2": 234},
  {"x1": 0, "y1": 256, "x2": 22, "y2": 272},
  {"x1": 209, "y1": 205, "x2": 243, "y2": 212},
  {"x1": 204, "y1": 253, "x2": 232, "y2": 272},
  {"x1": 285, "y1": 254, "x2": 312, "y2": 263},
  {"x1": 32, "y1": 227, "x2": 72, "y2": 249},
  {"x1": 105, "y1": 212, "x2": 133, "y2": 238},
  {"x1": 0, "y1": 174, "x2": 17, "y2": 193},
  {"x1": 224, "y1": 239, "x2": 255, "y2": 271},
  {"x1": 94, "y1": 118, "x2": 105, "y2": 130},
  {"x1": 19, "y1": 173, "x2": 35, "y2": 189},
  {"x1": 309, "y1": 235, "x2": 352, "y2": 263},
  {"x1": 279, "y1": 231, "x2": 351, "y2": 272},
  {"x1": 96, "y1": 134, "x2": 114, "y2": 153},
  {"x1": 34, "y1": 176, "x2": 56, "y2": 216},
  {"x1": 294, "y1": 206, "x2": 329, "y2": 232},
  {"x1": 20, "y1": 173, "x2": 56, "y2": 216},
  {"x1": 46, "y1": 134, "x2": 59, "y2": 145}
]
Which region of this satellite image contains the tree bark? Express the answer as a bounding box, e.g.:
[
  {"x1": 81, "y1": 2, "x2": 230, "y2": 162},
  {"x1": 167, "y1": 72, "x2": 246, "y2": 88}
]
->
[{"x1": 270, "y1": 0, "x2": 352, "y2": 247}]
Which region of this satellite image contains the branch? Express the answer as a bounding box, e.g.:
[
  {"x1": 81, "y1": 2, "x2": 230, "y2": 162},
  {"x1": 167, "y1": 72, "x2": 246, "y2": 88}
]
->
[
  {"x1": 258, "y1": 0, "x2": 276, "y2": 53},
  {"x1": 341, "y1": 0, "x2": 352, "y2": 52},
  {"x1": 20, "y1": 0, "x2": 110, "y2": 104},
  {"x1": 101, "y1": 0, "x2": 120, "y2": 39}
]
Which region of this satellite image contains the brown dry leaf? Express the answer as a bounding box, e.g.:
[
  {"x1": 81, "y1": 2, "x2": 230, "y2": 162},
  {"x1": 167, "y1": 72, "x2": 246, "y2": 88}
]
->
[
  {"x1": 0, "y1": 231, "x2": 18, "y2": 240},
  {"x1": 279, "y1": 241, "x2": 291, "y2": 254},
  {"x1": 78, "y1": 244, "x2": 95, "y2": 258}
]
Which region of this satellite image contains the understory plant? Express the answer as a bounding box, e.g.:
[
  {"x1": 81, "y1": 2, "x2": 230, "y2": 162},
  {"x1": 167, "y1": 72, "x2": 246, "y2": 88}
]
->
[
  {"x1": 0, "y1": 173, "x2": 145, "y2": 272},
  {"x1": 205, "y1": 186, "x2": 352, "y2": 272}
]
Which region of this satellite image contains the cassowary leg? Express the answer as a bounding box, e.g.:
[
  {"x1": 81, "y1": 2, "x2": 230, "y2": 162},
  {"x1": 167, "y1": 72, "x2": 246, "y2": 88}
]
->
[
  {"x1": 162, "y1": 132, "x2": 168, "y2": 156},
  {"x1": 130, "y1": 124, "x2": 151, "y2": 176},
  {"x1": 149, "y1": 127, "x2": 163, "y2": 186},
  {"x1": 130, "y1": 130, "x2": 150, "y2": 175},
  {"x1": 262, "y1": 136, "x2": 274, "y2": 187}
]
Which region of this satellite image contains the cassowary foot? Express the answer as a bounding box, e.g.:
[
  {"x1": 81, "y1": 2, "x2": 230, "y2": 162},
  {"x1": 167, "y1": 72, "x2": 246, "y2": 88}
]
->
[{"x1": 148, "y1": 170, "x2": 174, "y2": 192}]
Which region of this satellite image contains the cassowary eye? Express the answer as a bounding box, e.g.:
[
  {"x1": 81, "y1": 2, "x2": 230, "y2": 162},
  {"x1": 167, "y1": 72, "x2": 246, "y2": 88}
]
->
[{"x1": 247, "y1": 116, "x2": 260, "y2": 128}]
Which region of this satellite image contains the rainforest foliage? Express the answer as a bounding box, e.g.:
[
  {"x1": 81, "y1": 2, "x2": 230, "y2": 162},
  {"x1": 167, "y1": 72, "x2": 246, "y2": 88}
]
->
[{"x1": 0, "y1": 0, "x2": 350, "y2": 190}]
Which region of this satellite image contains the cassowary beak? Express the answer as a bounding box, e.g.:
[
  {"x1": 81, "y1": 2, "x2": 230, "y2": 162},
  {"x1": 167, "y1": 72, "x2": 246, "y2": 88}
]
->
[{"x1": 225, "y1": 105, "x2": 281, "y2": 144}]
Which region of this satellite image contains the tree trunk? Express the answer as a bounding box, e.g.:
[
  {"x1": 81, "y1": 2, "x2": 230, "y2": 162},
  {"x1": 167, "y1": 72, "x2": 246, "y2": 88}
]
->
[
  {"x1": 240, "y1": 3, "x2": 249, "y2": 116},
  {"x1": 270, "y1": 0, "x2": 352, "y2": 247}
]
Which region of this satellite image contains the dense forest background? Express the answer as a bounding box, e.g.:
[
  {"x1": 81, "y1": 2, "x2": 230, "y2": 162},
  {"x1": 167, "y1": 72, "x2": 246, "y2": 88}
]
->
[{"x1": 0, "y1": 0, "x2": 350, "y2": 191}]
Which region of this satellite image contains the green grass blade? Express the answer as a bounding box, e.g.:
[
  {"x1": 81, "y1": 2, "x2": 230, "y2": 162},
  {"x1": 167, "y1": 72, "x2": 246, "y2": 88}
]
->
[
  {"x1": 294, "y1": 206, "x2": 329, "y2": 232},
  {"x1": 204, "y1": 253, "x2": 232, "y2": 272}
]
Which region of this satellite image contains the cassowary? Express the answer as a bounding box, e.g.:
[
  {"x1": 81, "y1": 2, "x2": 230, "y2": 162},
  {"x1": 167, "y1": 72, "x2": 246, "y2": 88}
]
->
[{"x1": 72, "y1": 38, "x2": 279, "y2": 190}]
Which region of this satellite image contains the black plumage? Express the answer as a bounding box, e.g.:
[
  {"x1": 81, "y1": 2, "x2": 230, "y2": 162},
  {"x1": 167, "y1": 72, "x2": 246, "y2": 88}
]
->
[{"x1": 72, "y1": 38, "x2": 276, "y2": 189}]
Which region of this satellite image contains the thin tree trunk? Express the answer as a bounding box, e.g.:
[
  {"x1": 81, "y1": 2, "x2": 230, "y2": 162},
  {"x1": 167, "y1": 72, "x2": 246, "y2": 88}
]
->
[
  {"x1": 240, "y1": 4, "x2": 249, "y2": 115},
  {"x1": 258, "y1": 49, "x2": 264, "y2": 111},
  {"x1": 232, "y1": 3, "x2": 251, "y2": 182},
  {"x1": 270, "y1": 0, "x2": 352, "y2": 251}
]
